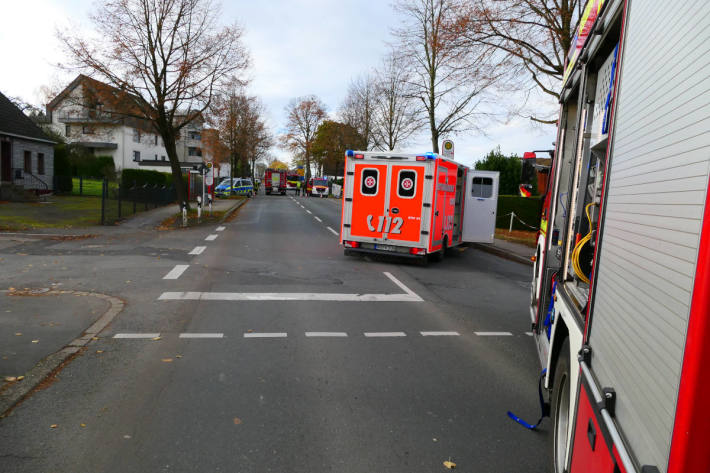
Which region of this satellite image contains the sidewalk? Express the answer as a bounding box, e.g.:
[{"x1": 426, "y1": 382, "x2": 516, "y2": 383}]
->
[{"x1": 471, "y1": 238, "x2": 535, "y2": 266}]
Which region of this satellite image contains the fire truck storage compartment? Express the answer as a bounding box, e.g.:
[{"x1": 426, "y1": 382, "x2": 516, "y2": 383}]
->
[{"x1": 580, "y1": 0, "x2": 710, "y2": 470}]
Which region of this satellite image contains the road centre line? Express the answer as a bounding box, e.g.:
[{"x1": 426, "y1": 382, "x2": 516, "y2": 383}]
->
[
  {"x1": 113, "y1": 333, "x2": 160, "y2": 339},
  {"x1": 382, "y1": 272, "x2": 423, "y2": 301},
  {"x1": 189, "y1": 246, "x2": 206, "y2": 255},
  {"x1": 327, "y1": 226, "x2": 339, "y2": 236},
  {"x1": 244, "y1": 332, "x2": 287, "y2": 338},
  {"x1": 158, "y1": 292, "x2": 422, "y2": 302},
  {"x1": 205, "y1": 234, "x2": 218, "y2": 241},
  {"x1": 314, "y1": 216, "x2": 322, "y2": 222},
  {"x1": 163, "y1": 264, "x2": 189, "y2": 280},
  {"x1": 179, "y1": 333, "x2": 224, "y2": 338},
  {"x1": 364, "y1": 332, "x2": 407, "y2": 337},
  {"x1": 305, "y1": 332, "x2": 348, "y2": 337},
  {"x1": 306, "y1": 209, "x2": 312, "y2": 214},
  {"x1": 525, "y1": 332, "x2": 534, "y2": 336},
  {"x1": 475, "y1": 331, "x2": 513, "y2": 336},
  {"x1": 216, "y1": 226, "x2": 226, "y2": 232},
  {"x1": 420, "y1": 331, "x2": 460, "y2": 336}
]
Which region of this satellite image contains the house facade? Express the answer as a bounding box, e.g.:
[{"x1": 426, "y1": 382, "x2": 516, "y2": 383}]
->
[
  {"x1": 46, "y1": 75, "x2": 204, "y2": 175},
  {"x1": 0, "y1": 91, "x2": 55, "y2": 198}
]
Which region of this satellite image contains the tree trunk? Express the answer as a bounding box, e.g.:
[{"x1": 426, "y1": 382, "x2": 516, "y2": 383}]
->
[{"x1": 164, "y1": 132, "x2": 188, "y2": 209}]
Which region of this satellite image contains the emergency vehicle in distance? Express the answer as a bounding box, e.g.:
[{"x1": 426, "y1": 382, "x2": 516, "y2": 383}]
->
[
  {"x1": 264, "y1": 168, "x2": 287, "y2": 195},
  {"x1": 339, "y1": 150, "x2": 499, "y2": 262},
  {"x1": 307, "y1": 177, "x2": 329, "y2": 197},
  {"x1": 524, "y1": 1, "x2": 710, "y2": 472}
]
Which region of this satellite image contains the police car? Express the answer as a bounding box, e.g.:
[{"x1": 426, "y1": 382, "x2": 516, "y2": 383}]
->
[{"x1": 215, "y1": 178, "x2": 254, "y2": 197}]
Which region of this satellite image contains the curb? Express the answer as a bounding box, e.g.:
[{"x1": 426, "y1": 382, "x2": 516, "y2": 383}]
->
[
  {"x1": 0, "y1": 290, "x2": 124, "y2": 417},
  {"x1": 219, "y1": 198, "x2": 249, "y2": 224},
  {"x1": 470, "y1": 242, "x2": 533, "y2": 267}
]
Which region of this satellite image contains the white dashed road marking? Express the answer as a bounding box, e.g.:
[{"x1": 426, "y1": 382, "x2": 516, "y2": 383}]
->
[
  {"x1": 474, "y1": 331, "x2": 513, "y2": 336},
  {"x1": 205, "y1": 234, "x2": 218, "y2": 241},
  {"x1": 189, "y1": 246, "x2": 206, "y2": 255},
  {"x1": 314, "y1": 216, "x2": 322, "y2": 222},
  {"x1": 327, "y1": 226, "x2": 339, "y2": 236},
  {"x1": 113, "y1": 333, "x2": 161, "y2": 339},
  {"x1": 420, "y1": 331, "x2": 460, "y2": 336},
  {"x1": 306, "y1": 210, "x2": 312, "y2": 214},
  {"x1": 216, "y1": 226, "x2": 226, "y2": 232},
  {"x1": 179, "y1": 333, "x2": 224, "y2": 338},
  {"x1": 244, "y1": 332, "x2": 287, "y2": 338},
  {"x1": 525, "y1": 332, "x2": 534, "y2": 336},
  {"x1": 305, "y1": 332, "x2": 348, "y2": 337},
  {"x1": 364, "y1": 332, "x2": 407, "y2": 337},
  {"x1": 163, "y1": 264, "x2": 189, "y2": 280}
]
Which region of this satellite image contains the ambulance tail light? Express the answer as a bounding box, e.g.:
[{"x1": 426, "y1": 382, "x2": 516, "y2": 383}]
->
[
  {"x1": 343, "y1": 240, "x2": 360, "y2": 248},
  {"x1": 354, "y1": 154, "x2": 365, "y2": 159},
  {"x1": 416, "y1": 156, "x2": 427, "y2": 161},
  {"x1": 409, "y1": 247, "x2": 426, "y2": 255}
]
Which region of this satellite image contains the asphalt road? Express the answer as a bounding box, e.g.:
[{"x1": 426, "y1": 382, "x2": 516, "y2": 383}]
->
[{"x1": 0, "y1": 192, "x2": 550, "y2": 472}]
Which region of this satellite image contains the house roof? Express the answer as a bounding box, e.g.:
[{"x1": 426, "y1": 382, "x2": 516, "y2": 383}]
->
[{"x1": 0, "y1": 91, "x2": 55, "y2": 144}]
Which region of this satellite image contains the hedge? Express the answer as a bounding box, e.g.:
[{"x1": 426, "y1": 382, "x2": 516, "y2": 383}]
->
[
  {"x1": 121, "y1": 169, "x2": 172, "y2": 188},
  {"x1": 496, "y1": 195, "x2": 543, "y2": 231}
]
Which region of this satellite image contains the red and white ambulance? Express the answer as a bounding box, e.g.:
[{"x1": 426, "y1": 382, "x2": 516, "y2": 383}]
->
[
  {"x1": 524, "y1": 0, "x2": 710, "y2": 472},
  {"x1": 339, "y1": 150, "x2": 499, "y2": 261}
]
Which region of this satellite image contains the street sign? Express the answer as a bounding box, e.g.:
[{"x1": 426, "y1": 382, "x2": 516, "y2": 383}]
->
[
  {"x1": 442, "y1": 139, "x2": 454, "y2": 158},
  {"x1": 205, "y1": 168, "x2": 213, "y2": 186},
  {"x1": 206, "y1": 162, "x2": 213, "y2": 169}
]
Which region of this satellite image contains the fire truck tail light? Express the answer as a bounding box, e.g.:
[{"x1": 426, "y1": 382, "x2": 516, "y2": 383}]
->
[
  {"x1": 344, "y1": 240, "x2": 360, "y2": 248},
  {"x1": 409, "y1": 247, "x2": 426, "y2": 255}
]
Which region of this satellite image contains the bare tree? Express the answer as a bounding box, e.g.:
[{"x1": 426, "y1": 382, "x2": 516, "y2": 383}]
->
[
  {"x1": 458, "y1": 0, "x2": 581, "y2": 123},
  {"x1": 371, "y1": 52, "x2": 421, "y2": 151},
  {"x1": 59, "y1": 0, "x2": 250, "y2": 206},
  {"x1": 394, "y1": 0, "x2": 503, "y2": 153},
  {"x1": 339, "y1": 75, "x2": 378, "y2": 150},
  {"x1": 281, "y1": 96, "x2": 326, "y2": 181}
]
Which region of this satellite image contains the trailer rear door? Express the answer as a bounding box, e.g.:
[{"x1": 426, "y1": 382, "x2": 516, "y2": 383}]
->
[{"x1": 462, "y1": 170, "x2": 499, "y2": 243}]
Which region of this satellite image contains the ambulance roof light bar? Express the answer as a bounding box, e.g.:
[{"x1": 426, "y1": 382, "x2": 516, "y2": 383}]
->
[{"x1": 416, "y1": 152, "x2": 437, "y2": 161}]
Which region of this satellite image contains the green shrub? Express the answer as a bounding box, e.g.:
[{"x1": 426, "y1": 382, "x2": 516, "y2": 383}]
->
[
  {"x1": 121, "y1": 169, "x2": 168, "y2": 188},
  {"x1": 496, "y1": 195, "x2": 543, "y2": 231},
  {"x1": 55, "y1": 175, "x2": 73, "y2": 193}
]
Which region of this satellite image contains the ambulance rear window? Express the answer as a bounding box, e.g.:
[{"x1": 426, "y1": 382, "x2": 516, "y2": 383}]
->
[
  {"x1": 471, "y1": 177, "x2": 493, "y2": 198},
  {"x1": 361, "y1": 169, "x2": 379, "y2": 195},
  {"x1": 397, "y1": 170, "x2": 416, "y2": 198}
]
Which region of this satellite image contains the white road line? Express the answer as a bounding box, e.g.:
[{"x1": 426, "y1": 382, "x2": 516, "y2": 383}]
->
[
  {"x1": 306, "y1": 209, "x2": 312, "y2": 214},
  {"x1": 474, "y1": 331, "x2": 514, "y2": 336},
  {"x1": 420, "y1": 331, "x2": 460, "y2": 336},
  {"x1": 327, "y1": 226, "x2": 339, "y2": 236},
  {"x1": 299, "y1": 205, "x2": 305, "y2": 209},
  {"x1": 179, "y1": 333, "x2": 224, "y2": 338},
  {"x1": 364, "y1": 332, "x2": 407, "y2": 337},
  {"x1": 189, "y1": 246, "x2": 206, "y2": 255},
  {"x1": 382, "y1": 272, "x2": 423, "y2": 301},
  {"x1": 163, "y1": 264, "x2": 189, "y2": 280},
  {"x1": 158, "y1": 292, "x2": 422, "y2": 302},
  {"x1": 314, "y1": 216, "x2": 322, "y2": 222},
  {"x1": 205, "y1": 234, "x2": 218, "y2": 241},
  {"x1": 305, "y1": 332, "x2": 348, "y2": 337},
  {"x1": 216, "y1": 226, "x2": 226, "y2": 232},
  {"x1": 525, "y1": 332, "x2": 534, "y2": 336},
  {"x1": 113, "y1": 333, "x2": 160, "y2": 339},
  {"x1": 243, "y1": 332, "x2": 287, "y2": 338}
]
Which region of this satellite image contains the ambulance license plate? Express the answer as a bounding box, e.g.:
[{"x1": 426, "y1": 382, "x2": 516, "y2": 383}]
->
[{"x1": 376, "y1": 244, "x2": 396, "y2": 252}]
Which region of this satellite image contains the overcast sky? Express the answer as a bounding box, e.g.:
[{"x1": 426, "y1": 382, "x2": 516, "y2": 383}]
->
[{"x1": 0, "y1": 0, "x2": 556, "y2": 168}]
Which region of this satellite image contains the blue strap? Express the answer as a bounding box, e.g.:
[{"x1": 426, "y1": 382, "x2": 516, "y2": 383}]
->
[
  {"x1": 543, "y1": 281, "x2": 557, "y2": 340},
  {"x1": 507, "y1": 369, "x2": 549, "y2": 430},
  {"x1": 602, "y1": 44, "x2": 619, "y2": 135}
]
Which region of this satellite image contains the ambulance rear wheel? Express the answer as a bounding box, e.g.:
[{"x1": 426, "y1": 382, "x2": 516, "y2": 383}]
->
[
  {"x1": 552, "y1": 337, "x2": 571, "y2": 473},
  {"x1": 433, "y1": 237, "x2": 447, "y2": 262}
]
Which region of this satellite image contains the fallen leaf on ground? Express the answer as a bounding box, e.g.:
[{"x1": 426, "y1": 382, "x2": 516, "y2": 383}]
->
[
  {"x1": 14, "y1": 333, "x2": 22, "y2": 336},
  {"x1": 233, "y1": 417, "x2": 242, "y2": 425},
  {"x1": 175, "y1": 355, "x2": 183, "y2": 359},
  {"x1": 4, "y1": 377, "x2": 17, "y2": 382},
  {"x1": 50, "y1": 424, "x2": 58, "y2": 429},
  {"x1": 32, "y1": 340, "x2": 39, "y2": 344},
  {"x1": 8, "y1": 287, "x2": 15, "y2": 292},
  {"x1": 17, "y1": 376, "x2": 24, "y2": 381},
  {"x1": 80, "y1": 423, "x2": 86, "y2": 428},
  {"x1": 443, "y1": 460, "x2": 456, "y2": 469},
  {"x1": 96, "y1": 350, "x2": 104, "y2": 354},
  {"x1": 162, "y1": 358, "x2": 173, "y2": 363},
  {"x1": 247, "y1": 329, "x2": 253, "y2": 333},
  {"x1": 152, "y1": 337, "x2": 161, "y2": 341},
  {"x1": 91, "y1": 337, "x2": 99, "y2": 340}
]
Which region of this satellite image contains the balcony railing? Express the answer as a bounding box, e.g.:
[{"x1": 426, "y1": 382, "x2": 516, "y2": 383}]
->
[{"x1": 57, "y1": 111, "x2": 119, "y2": 124}]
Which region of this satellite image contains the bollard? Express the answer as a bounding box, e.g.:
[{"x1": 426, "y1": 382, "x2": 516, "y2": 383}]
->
[
  {"x1": 196, "y1": 195, "x2": 202, "y2": 220},
  {"x1": 509, "y1": 212, "x2": 515, "y2": 234},
  {"x1": 208, "y1": 194, "x2": 213, "y2": 216},
  {"x1": 181, "y1": 201, "x2": 187, "y2": 227}
]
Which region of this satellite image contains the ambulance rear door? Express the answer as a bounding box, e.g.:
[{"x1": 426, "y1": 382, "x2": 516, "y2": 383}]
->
[
  {"x1": 383, "y1": 163, "x2": 429, "y2": 247},
  {"x1": 462, "y1": 170, "x2": 499, "y2": 243},
  {"x1": 342, "y1": 160, "x2": 389, "y2": 243}
]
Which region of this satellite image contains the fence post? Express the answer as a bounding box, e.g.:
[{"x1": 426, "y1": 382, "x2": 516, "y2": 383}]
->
[
  {"x1": 80, "y1": 176, "x2": 83, "y2": 196},
  {"x1": 118, "y1": 184, "x2": 122, "y2": 219},
  {"x1": 100, "y1": 178, "x2": 106, "y2": 225},
  {"x1": 509, "y1": 212, "x2": 515, "y2": 234}
]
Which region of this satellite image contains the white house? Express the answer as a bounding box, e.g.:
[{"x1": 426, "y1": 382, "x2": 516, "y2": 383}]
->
[{"x1": 46, "y1": 75, "x2": 204, "y2": 174}]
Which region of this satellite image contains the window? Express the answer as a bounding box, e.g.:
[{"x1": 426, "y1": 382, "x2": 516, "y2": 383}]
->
[
  {"x1": 189, "y1": 131, "x2": 201, "y2": 141},
  {"x1": 155, "y1": 154, "x2": 158, "y2": 161},
  {"x1": 154, "y1": 135, "x2": 158, "y2": 145},
  {"x1": 65, "y1": 124, "x2": 71, "y2": 136},
  {"x1": 188, "y1": 147, "x2": 202, "y2": 157},
  {"x1": 37, "y1": 153, "x2": 45, "y2": 175},
  {"x1": 360, "y1": 168, "x2": 379, "y2": 196},
  {"x1": 397, "y1": 170, "x2": 417, "y2": 198},
  {"x1": 82, "y1": 125, "x2": 94, "y2": 134},
  {"x1": 133, "y1": 151, "x2": 141, "y2": 162},
  {"x1": 161, "y1": 155, "x2": 166, "y2": 161},
  {"x1": 24, "y1": 151, "x2": 32, "y2": 173},
  {"x1": 471, "y1": 177, "x2": 493, "y2": 198},
  {"x1": 133, "y1": 128, "x2": 141, "y2": 143}
]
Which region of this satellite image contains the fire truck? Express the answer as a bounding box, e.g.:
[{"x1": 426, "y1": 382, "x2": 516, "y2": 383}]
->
[
  {"x1": 339, "y1": 150, "x2": 499, "y2": 261},
  {"x1": 264, "y1": 168, "x2": 287, "y2": 195},
  {"x1": 526, "y1": 1, "x2": 710, "y2": 472},
  {"x1": 307, "y1": 177, "x2": 329, "y2": 197}
]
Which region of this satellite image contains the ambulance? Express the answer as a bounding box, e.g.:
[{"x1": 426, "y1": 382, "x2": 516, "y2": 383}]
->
[{"x1": 339, "y1": 150, "x2": 499, "y2": 261}]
